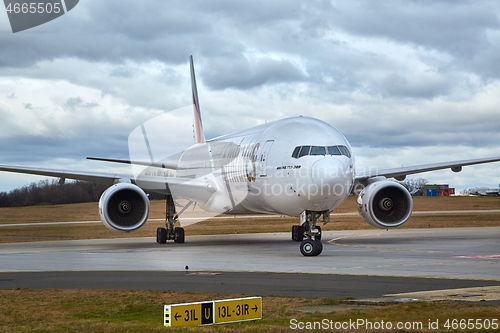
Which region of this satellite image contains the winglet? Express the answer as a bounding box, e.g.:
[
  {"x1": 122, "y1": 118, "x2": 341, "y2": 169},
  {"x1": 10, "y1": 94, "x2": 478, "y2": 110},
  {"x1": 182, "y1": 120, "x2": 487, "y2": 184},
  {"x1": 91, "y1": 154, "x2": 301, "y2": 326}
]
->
[{"x1": 190, "y1": 55, "x2": 205, "y2": 144}]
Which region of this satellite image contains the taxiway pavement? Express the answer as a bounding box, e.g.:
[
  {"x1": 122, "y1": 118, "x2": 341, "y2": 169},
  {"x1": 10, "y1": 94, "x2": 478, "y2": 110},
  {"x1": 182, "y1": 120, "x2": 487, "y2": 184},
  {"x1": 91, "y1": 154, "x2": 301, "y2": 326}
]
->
[
  {"x1": 0, "y1": 227, "x2": 498, "y2": 299},
  {"x1": 0, "y1": 227, "x2": 498, "y2": 279}
]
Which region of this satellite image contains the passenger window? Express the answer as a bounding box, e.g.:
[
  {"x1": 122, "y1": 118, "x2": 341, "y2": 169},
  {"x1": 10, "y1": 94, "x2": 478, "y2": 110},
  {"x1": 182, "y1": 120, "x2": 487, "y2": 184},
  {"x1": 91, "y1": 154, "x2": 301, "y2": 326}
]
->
[
  {"x1": 298, "y1": 146, "x2": 311, "y2": 158},
  {"x1": 310, "y1": 146, "x2": 326, "y2": 155},
  {"x1": 339, "y1": 146, "x2": 351, "y2": 158},
  {"x1": 292, "y1": 146, "x2": 301, "y2": 159},
  {"x1": 327, "y1": 146, "x2": 341, "y2": 155}
]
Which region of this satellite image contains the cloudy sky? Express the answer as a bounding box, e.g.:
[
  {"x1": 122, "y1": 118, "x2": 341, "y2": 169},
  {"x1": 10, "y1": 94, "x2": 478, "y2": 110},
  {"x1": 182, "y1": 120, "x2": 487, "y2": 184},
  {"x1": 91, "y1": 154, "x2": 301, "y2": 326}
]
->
[{"x1": 0, "y1": 0, "x2": 500, "y2": 193}]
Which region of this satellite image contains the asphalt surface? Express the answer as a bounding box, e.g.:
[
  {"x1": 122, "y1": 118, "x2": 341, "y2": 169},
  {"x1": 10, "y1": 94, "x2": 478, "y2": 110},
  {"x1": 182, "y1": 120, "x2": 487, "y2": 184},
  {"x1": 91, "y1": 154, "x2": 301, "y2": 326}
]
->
[
  {"x1": 1, "y1": 271, "x2": 499, "y2": 300},
  {"x1": 1, "y1": 228, "x2": 498, "y2": 278},
  {"x1": 0, "y1": 227, "x2": 498, "y2": 300}
]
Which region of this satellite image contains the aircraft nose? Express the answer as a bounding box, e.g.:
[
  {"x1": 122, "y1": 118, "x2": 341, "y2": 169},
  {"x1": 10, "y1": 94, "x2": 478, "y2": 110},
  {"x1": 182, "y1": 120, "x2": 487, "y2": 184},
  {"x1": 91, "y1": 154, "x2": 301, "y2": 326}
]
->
[{"x1": 311, "y1": 158, "x2": 351, "y2": 197}]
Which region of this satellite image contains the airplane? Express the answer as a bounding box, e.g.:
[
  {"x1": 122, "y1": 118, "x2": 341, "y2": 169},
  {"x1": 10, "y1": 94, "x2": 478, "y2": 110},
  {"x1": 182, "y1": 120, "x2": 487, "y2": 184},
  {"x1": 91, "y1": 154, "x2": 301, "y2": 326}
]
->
[
  {"x1": 467, "y1": 186, "x2": 500, "y2": 196},
  {"x1": 1, "y1": 56, "x2": 500, "y2": 256}
]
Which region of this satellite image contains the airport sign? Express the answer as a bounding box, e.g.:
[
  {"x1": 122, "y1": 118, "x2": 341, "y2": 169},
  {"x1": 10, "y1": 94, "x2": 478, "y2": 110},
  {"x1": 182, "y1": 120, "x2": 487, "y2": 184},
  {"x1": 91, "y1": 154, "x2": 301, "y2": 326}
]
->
[
  {"x1": 164, "y1": 301, "x2": 213, "y2": 327},
  {"x1": 214, "y1": 297, "x2": 262, "y2": 324},
  {"x1": 164, "y1": 297, "x2": 261, "y2": 327}
]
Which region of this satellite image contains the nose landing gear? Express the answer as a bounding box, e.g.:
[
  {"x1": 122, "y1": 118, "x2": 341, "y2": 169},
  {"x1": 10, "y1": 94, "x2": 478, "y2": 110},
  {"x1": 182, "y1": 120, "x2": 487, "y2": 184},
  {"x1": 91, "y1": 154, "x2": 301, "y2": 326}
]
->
[{"x1": 293, "y1": 210, "x2": 329, "y2": 256}]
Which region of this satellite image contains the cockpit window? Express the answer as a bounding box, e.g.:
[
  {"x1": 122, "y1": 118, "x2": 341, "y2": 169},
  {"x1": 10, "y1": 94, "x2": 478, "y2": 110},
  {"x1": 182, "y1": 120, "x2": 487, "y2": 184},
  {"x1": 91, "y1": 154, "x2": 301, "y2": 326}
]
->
[
  {"x1": 292, "y1": 145, "x2": 351, "y2": 159},
  {"x1": 338, "y1": 145, "x2": 351, "y2": 158},
  {"x1": 310, "y1": 146, "x2": 326, "y2": 155},
  {"x1": 327, "y1": 146, "x2": 341, "y2": 155},
  {"x1": 298, "y1": 146, "x2": 311, "y2": 158}
]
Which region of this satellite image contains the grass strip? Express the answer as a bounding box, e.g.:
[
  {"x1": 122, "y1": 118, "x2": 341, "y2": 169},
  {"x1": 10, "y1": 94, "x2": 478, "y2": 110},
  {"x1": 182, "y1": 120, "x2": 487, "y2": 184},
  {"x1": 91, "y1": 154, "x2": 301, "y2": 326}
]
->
[{"x1": 0, "y1": 289, "x2": 499, "y2": 332}]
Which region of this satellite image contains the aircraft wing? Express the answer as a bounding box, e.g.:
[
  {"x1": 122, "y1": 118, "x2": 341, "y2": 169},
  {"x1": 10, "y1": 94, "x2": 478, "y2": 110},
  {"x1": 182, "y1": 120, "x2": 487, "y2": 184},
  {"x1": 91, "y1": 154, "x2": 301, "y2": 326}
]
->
[
  {"x1": 0, "y1": 164, "x2": 125, "y2": 185},
  {"x1": 86, "y1": 157, "x2": 179, "y2": 170},
  {"x1": 355, "y1": 156, "x2": 500, "y2": 182},
  {"x1": 0, "y1": 164, "x2": 216, "y2": 198}
]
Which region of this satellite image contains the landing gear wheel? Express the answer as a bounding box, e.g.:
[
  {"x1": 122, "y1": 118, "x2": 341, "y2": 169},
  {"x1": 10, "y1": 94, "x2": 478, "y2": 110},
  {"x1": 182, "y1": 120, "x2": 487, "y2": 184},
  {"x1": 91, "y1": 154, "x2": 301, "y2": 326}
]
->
[
  {"x1": 315, "y1": 240, "x2": 323, "y2": 255},
  {"x1": 156, "y1": 227, "x2": 167, "y2": 244},
  {"x1": 291, "y1": 225, "x2": 304, "y2": 241},
  {"x1": 174, "y1": 227, "x2": 185, "y2": 243},
  {"x1": 300, "y1": 239, "x2": 322, "y2": 256}
]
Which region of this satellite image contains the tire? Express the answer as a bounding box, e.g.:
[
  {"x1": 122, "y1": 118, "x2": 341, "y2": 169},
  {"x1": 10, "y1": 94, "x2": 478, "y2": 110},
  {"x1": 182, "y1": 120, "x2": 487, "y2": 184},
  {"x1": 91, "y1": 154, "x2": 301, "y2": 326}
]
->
[
  {"x1": 300, "y1": 239, "x2": 315, "y2": 256},
  {"x1": 292, "y1": 225, "x2": 303, "y2": 241},
  {"x1": 315, "y1": 240, "x2": 323, "y2": 255},
  {"x1": 156, "y1": 227, "x2": 167, "y2": 244},
  {"x1": 296, "y1": 225, "x2": 304, "y2": 241},
  {"x1": 174, "y1": 227, "x2": 185, "y2": 243},
  {"x1": 300, "y1": 239, "x2": 322, "y2": 256}
]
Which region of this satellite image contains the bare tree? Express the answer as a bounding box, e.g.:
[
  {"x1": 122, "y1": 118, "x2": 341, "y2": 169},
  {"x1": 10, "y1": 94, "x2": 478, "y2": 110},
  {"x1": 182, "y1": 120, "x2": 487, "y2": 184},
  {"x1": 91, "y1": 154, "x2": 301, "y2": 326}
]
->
[
  {"x1": 400, "y1": 178, "x2": 428, "y2": 196},
  {"x1": 0, "y1": 180, "x2": 165, "y2": 207}
]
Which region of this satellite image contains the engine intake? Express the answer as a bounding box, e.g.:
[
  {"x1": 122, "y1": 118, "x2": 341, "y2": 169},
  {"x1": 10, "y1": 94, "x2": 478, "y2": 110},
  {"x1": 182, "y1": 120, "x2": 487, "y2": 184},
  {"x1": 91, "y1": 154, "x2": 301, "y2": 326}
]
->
[
  {"x1": 99, "y1": 183, "x2": 150, "y2": 232},
  {"x1": 357, "y1": 180, "x2": 413, "y2": 229}
]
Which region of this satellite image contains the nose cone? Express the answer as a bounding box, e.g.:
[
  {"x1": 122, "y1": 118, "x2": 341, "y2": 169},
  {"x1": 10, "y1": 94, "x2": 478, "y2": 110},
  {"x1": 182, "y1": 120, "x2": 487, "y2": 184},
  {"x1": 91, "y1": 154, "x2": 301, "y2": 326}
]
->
[{"x1": 311, "y1": 158, "x2": 352, "y2": 198}]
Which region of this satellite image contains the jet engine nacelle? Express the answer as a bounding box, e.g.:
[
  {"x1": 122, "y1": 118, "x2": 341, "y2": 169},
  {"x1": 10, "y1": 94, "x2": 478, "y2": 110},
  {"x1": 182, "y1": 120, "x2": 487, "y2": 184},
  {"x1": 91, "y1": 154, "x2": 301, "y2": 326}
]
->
[
  {"x1": 357, "y1": 180, "x2": 413, "y2": 229},
  {"x1": 99, "y1": 183, "x2": 150, "y2": 232}
]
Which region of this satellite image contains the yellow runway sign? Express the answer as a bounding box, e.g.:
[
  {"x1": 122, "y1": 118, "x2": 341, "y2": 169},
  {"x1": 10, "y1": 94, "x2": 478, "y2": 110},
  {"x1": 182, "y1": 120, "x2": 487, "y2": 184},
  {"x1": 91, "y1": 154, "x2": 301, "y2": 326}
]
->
[
  {"x1": 215, "y1": 297, "x2": 261, "y2": 324},
  {"x1": 164, "y1": 297, "x2": 261, "y2": 327}
]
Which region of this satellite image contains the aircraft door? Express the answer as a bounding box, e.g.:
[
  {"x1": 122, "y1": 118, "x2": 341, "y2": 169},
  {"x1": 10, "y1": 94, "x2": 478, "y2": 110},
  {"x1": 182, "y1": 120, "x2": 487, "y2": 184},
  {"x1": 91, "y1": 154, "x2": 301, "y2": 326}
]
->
[{"x1": 259, "y1": 140, "x2": 274, "y2": 177}]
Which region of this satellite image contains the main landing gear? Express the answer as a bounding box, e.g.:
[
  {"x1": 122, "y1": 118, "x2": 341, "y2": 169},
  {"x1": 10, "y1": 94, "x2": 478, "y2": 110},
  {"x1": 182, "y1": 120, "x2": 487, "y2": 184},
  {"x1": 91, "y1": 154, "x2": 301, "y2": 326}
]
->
[
  {"x1": 292, "y1": 210, "x2": 329, "y2": 256},
  {"x1": 156, "y1": 195, "x2": 185, "y2": 244}
]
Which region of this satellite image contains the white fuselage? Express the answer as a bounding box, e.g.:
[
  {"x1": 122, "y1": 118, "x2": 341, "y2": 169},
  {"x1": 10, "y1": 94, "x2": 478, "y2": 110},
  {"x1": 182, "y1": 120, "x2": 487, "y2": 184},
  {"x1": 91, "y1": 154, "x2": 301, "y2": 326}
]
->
[{"x1": 164, "y1": 116, "x2": 355, "y2": 217}]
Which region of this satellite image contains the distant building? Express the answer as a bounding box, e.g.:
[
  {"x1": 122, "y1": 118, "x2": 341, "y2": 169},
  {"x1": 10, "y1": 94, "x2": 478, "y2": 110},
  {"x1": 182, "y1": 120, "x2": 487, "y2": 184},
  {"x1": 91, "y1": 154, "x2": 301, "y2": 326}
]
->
[{"x1": 424, "y1": 184, "x2": 455, "y2": 197}]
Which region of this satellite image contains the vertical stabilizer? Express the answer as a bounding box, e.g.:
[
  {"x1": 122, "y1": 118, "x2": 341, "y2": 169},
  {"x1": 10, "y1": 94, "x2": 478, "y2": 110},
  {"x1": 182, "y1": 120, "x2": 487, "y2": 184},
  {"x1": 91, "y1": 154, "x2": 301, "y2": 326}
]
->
[{"x1": 190, "y1": 55, "x2": 205, "y2": 144}]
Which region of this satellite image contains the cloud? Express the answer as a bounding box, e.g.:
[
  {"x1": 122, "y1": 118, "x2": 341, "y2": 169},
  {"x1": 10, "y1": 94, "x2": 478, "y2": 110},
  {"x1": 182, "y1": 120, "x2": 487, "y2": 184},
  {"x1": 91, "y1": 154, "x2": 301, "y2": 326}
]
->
[
  {"x1": 1, "y1": 0, "x2": 500, "y2": 192},
  {"x1": 63, "y1": 96, "x2": 99, "y2": 110},
  {"x1": 330, "y1": 1, "x2": 500, "y2": 81},
  {"x1": 202, "y1": 56, "x2": 307, "y2": 90}
]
